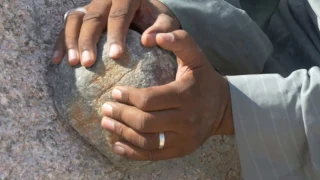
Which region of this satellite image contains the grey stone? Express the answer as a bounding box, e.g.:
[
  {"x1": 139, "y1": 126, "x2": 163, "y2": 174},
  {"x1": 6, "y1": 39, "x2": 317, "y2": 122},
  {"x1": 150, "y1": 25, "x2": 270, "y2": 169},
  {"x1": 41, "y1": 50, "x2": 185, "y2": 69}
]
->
[
  {"x1": 47, "y1": 30, "x2": 177, "y2": 168},
  {"x1": 0, "y1": 0, "x2": 242, "y2": 179}
]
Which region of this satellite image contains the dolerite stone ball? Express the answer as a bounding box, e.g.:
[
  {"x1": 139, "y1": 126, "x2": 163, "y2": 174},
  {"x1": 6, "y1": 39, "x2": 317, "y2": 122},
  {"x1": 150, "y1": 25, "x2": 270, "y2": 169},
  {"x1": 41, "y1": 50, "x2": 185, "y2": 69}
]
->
[{"x1": 48, "y1": 30, "x2": 177, "y2": 168}]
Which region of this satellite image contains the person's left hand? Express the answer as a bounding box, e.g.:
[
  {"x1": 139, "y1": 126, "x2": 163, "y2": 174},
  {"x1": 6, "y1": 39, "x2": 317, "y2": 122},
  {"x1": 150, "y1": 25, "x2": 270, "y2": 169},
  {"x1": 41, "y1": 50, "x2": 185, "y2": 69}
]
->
[
  {"x1": 51, "y1": 0, "x2": 180, "y2": 67},
  {"x1": 101, "y1": 30, "x2": 234, "y2": 161}
]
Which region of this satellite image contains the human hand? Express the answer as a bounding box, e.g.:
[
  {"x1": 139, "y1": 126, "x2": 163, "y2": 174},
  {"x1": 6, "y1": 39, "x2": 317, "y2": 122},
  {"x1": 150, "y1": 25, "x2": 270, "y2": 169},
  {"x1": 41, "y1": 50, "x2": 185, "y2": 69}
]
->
[
  {"x1": 51, "y1": 0, "x2": 180, "y2": 67},
  {"x1": 101, "y1": 30, "x2": 234, "y2": 161}
]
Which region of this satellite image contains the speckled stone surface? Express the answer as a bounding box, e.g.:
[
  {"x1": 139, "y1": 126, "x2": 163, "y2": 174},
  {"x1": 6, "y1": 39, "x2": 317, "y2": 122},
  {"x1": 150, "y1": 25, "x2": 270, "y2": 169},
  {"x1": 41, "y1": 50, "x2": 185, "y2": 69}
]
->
[
  {"x1": 48, "y1": 30, "x2": 176, "y2": 169},
  {"x1": 0, "y1": 0, "x2": 242, "y2": 179}
]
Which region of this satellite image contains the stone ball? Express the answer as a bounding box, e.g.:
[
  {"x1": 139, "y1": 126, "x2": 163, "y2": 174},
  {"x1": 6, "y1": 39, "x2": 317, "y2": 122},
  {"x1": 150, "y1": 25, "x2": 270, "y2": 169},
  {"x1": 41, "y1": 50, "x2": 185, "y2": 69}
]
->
[{"x1": 48, "y1": 30, "x2": 177, "y2": 168}]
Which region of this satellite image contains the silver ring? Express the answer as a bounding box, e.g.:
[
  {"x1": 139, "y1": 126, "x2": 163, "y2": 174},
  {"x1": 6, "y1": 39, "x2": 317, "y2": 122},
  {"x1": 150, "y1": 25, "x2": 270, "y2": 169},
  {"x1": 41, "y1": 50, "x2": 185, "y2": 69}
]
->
[
  {"x1": 64, "y1": 7, "x2": 87, "y2": 22},
  {"x1": 159, "y1": 132, "x2": 165, "y2": 149}
]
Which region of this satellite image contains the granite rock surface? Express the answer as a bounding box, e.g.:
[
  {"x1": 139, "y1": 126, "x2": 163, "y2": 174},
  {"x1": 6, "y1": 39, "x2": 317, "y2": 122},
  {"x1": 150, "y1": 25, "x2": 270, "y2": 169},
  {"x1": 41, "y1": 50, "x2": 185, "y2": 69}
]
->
[{"x1": 0, "y1": 0, "x2": 242, "y2": 179}]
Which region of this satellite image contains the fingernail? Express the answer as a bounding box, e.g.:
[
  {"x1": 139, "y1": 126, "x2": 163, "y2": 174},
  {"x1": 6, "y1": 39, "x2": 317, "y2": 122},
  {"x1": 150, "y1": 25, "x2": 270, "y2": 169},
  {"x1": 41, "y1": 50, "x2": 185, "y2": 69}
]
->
[
  {"x1": 101, "y1": 117, "x2": 115, "y2": 131},
  {"x1": 109, "y1": 44, "x2": 122, "y2": 58},
  {"x1": 160, "y1": 33, "x2": 174, "y2": 42},
  {"x1": 102, "y1": 103, "x2": 113, "y2": 115},
  {"x1": 81, "y1": 50, "x2": 91, "y2": 63},
  {"x1": 113, "y1": 144, "x2": 124, "y2": 155},
  {"x1": 146, "y1": 33, "x2": 157, "y2": 44},
  {"x1": 52, "y1": 51, "x2": 60, "y2": 59},
  {"x1": 52, "y1": 51, "x2": 60, "y2": 63},
  {"x1": 68, "y1": 49, "x2": 78, "y2": 61},
  {"x1": 112, "y1": 89, "x2": 122, "y2": 100}
]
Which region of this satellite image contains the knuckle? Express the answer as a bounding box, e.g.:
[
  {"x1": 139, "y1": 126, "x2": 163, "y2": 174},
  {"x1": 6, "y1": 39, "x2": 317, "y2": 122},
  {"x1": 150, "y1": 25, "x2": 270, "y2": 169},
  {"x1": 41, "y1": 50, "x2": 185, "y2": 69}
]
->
[
  {"x1": 136, "y1": 113, "x2": 151, "y2": 132},
  {"x1": 120, "y1": 88, "x2": 130, "y2": 103},
  {"x1": 65, "y1": 35, "x2": 74, "y2": 41},
  {"x1": 113, "y1": 105, "x2": 123, "y2": 120},
  {"x1": 67, "y1": 12, "x2": 83, "y2": 21},
  {"x1": 83, "y1": 12, "x2": 105, "y2": 23},
  {"x1": 65, "y1": 12, "x2": 84, "y2": 26},
  {"x1": 109, "y1": 9, "x2": 129, "y2": 20},
  {"x1": 78, "y1": 37, "x2": 94, "y2": 49},
  {"x1": 136, "y1": 91, "x2": 151, "y2": 110},
  {"x1": 65, "y1": 36, "x2": 77, "y2": 46},
  {"x1": 178, "y1": 30, "x2": 189, "y2": 40},
  {"x1": 114, "y1": 123, "x2": 126, "y2": 137},
  {"x1": 137, "y1": 136, "x2": 149, "y2": 149}
]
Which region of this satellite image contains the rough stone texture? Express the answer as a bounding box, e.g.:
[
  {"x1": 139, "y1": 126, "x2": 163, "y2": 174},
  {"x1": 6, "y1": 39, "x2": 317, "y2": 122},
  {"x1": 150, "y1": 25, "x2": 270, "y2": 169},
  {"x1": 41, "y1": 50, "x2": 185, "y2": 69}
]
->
[
  {"x1": 48, "y1": 30, "x2": 177, "y2": 168},
  {"x1": 0, "y1": 0, "x2": 242, "y2": 179}
]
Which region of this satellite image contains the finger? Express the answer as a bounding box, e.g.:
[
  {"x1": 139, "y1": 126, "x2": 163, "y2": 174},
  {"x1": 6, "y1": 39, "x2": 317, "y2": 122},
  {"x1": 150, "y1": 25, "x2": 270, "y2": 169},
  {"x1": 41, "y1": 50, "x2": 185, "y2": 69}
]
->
[
  {"x1": 52, "y1": 29, "x2": 66, "y2": 64},
  {"x1": 110, "y1": 84, "x2": 183, "y2": 111},
  {"x1": 156, "y1": 30, "x2": 206, "y2": 68},
  {"x1": 101, "y1": 117, "x2": 177, "y2": 150},
  {"x1": 112, "y1": 141, "x2": 182, "y2": 161},
  {"x1": 141, "y1": 13, "x2": 178, "y2": 47},
  {"x1": 101, "y1": 102, "x2": 182, "y2": 132},
  {"x1": 78, "y1": 1, "x2": 111, "y2": 67},
  {"x1": 65, "y1": 11, "x2": 85, "y2": 66},
  {"x1": 107, "y1": 0, "x2": 139, "y2": 59}
]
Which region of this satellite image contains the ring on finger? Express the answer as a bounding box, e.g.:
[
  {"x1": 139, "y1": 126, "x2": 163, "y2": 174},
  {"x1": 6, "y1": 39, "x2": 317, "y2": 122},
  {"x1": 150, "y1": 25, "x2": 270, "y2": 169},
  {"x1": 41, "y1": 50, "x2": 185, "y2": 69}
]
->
[
  {"x1": 159, "y1": 132, "x2": 165, "y2": 149},
  {"x1": 64, "y1": 7, "x2": 87, "y2": 23}
]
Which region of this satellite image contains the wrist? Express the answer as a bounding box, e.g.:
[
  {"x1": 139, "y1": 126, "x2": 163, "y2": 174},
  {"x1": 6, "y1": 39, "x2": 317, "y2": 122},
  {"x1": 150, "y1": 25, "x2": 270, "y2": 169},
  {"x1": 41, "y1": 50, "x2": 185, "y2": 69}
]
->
[{"x1": 214, "y1": 76, "x2": 235, "y2": 135}]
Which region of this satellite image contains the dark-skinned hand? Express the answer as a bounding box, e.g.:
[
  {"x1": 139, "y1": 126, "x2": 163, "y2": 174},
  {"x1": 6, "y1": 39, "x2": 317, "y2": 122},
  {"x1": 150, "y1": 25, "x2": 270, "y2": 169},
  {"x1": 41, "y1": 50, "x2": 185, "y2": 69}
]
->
[
  {"x1": 51, "y1": 0, "x2": 180, "y2": 67},
  {"x1": 101, "y1": 30, "x2": 235, "y2": 161}
]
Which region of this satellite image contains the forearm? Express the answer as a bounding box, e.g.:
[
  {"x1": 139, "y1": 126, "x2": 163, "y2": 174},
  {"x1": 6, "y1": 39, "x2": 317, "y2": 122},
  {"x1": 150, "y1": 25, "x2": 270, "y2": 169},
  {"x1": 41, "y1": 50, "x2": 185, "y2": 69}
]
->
[
  {"x1": 159, "y1": 0, "x2": 273, "y2": 75},
  {"x1": 227, "y1": 67, "x2": 320, "y2": 179}
]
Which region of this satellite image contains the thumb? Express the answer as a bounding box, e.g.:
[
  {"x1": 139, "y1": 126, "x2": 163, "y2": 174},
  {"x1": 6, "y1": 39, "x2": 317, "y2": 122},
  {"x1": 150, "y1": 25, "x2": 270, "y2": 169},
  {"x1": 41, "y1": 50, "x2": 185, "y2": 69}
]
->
[
  {"x1": 156, "y1": 30, "x2": 206, "y2": 68},
  {"x1": 141, "y1": 14, "x2": 179, "y2": 47}
]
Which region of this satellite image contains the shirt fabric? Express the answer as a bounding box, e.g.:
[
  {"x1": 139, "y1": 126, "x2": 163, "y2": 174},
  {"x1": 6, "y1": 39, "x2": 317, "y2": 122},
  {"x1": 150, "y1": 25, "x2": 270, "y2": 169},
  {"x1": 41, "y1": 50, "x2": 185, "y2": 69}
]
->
[{"x1": 160, "y1": 0, "x2": 320, "y2": 179}]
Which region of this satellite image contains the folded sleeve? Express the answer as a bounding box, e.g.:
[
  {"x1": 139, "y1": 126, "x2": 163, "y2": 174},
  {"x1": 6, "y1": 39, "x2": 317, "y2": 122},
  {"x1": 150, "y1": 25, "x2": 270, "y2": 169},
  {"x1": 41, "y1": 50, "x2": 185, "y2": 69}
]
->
[
  {"x1": 159, "y1": 0, "x2": 273, "y2": 75},
  {"x1": 239, "y1": 0, "x2": 280, "y2": 30},
  {"x1": 228, "y1": 67, "x2": 320, "y2": 180}
]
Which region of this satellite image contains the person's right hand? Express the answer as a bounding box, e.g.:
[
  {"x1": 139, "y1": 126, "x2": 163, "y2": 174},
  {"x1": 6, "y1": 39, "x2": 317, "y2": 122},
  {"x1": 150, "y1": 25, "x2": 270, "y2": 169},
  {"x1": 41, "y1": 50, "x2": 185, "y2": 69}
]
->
[{"x1": 52, "y1": 0, "x2": 181, "y2": 67}]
